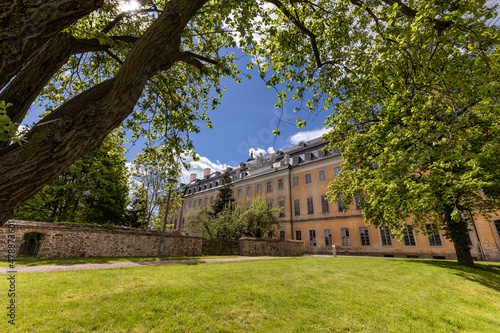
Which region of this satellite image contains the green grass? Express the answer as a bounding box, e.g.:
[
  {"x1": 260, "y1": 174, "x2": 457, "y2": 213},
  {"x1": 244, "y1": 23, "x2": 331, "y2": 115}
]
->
[
  {"x1": 0, "y1": 255, "x2": 238, "y2": 267},
  {"x1": 2, "y1": 257, "x2": 500, "y2": 332}
]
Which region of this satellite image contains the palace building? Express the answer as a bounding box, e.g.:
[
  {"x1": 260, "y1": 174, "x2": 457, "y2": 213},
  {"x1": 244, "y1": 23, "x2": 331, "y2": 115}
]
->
[{"x1": 169, "y1": 137, "x2": 500, "y2": 261}]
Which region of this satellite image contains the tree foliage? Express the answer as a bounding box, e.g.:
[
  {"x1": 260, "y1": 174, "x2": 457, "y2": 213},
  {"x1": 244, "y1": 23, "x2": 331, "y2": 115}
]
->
[
  {"x1": 239, "y1": 0, "x2": 499, "y2": 267},
  {"x1": 185, "y1": 197, "x2": 282, "y2": 240},
  {"x1": 14, "y1": 131, "x2": 129, "y2": 225},
  {"x1": 212, "y1": 170, "x2": 235, "y2": 216},
  {"x1": 129, "y1": 145, "x2": 181, "y2": 229}
]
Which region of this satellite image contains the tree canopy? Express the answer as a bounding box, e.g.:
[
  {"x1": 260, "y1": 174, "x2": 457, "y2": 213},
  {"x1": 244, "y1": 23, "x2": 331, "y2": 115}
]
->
[{"x1": 14, "y1": 130, "x2": 129, "y2": 225}]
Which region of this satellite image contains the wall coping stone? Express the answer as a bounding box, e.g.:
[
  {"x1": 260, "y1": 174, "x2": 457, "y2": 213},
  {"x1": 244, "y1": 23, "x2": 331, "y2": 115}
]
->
[{"x1": 3, "y1": 220, "x2": 202, "y2": 238}]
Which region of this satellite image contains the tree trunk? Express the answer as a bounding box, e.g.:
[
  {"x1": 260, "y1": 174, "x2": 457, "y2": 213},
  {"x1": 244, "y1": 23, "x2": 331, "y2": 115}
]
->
[{"x1": 444, "y1": 206, "x2": 475, "y2": 268}]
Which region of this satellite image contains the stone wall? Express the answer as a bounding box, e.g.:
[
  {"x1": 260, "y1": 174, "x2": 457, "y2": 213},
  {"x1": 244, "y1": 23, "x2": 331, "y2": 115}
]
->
[
  {"x1": 0, "y1": 220, "x2": 202, "y2": 260},
  {"x1": 239, "y1": 237, "x2": 304, "y2": 256}
]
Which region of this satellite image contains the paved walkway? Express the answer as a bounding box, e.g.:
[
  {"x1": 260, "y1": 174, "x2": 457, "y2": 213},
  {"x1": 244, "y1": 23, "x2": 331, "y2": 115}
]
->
[{"x1": 0, "y1": 256, "x2": 300, "y2": 274}]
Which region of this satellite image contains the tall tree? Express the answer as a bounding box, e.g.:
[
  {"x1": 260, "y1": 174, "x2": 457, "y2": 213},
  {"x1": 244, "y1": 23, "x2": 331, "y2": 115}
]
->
[
  {"x1": 244, "y1": 1, "x2": 499, "y2": 267},
  {"x1": 212, "y1": 170, "x2": 235, "y2": 216},
  {"x1": 15, "y1": 130, "x2": 129, "y2": 225},
  {"x1": 129, "y1": 145, "x2": 180, "y2": 228}
]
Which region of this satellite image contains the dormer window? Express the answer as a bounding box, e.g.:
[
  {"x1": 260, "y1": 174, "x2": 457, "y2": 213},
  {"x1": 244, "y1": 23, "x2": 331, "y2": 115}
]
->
[
  {"x1": 331, "y1": 147, "x2": 340, "y2": 155},
  {"x1": 305, "y1": 152, "x2": 312, "y2": 161},
  {"x1": 292, "y1": 156, "x2": 300, "y2": 165},
  {"x1": 318, "y1": 150, "x2": 326, "y2": 157}
]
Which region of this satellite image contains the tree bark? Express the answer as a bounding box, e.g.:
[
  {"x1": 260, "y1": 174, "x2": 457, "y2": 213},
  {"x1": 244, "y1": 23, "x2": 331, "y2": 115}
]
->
[
  {"x1": 443, "y1": 206, "x2": 475, "y2": 268},
  {"x1": 0, "y1": 0, "x2": 104, "y2": 90},
  {"x1": 0, "y1": 0, "x2": 209, "y2": 226}
]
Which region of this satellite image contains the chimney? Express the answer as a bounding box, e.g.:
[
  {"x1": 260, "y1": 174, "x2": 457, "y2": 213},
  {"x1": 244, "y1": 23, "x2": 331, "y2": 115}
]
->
[
  {"x1": 190, "y1": 173, "x2": 197, "y2": 182},
  {"x1": 203, "y1": 168, "x2": 211, "y2": 177}
]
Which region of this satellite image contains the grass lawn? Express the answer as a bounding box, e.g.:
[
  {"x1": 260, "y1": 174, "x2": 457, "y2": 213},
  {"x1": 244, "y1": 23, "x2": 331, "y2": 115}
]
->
[
  {"x1": 2, "y1": 257, "x2": 500, "y2": 332},
  {"x1": 0, "y1": 255, "x2": 239, "y2": 267}
]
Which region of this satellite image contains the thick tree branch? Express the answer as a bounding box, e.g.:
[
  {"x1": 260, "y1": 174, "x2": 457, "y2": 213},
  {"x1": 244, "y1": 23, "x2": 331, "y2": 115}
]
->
[
  {"x1": 178, "y1": 51, "x2": 217, "y2": 73},
  {"x1": 0, "y1": 33, "x2": 140, "y2": 145}
]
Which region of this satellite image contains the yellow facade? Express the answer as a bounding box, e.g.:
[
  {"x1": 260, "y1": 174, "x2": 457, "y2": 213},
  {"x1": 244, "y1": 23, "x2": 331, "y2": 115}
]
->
[{"x1": 169, "y1": 138, "x2": 500, "y2": 262}]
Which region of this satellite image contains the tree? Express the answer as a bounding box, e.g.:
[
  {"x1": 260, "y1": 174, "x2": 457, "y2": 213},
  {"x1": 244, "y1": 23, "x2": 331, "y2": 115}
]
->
[
  {"x1": 185, "y1": 197, "x2": 281, "y2": 240},
  {"x1": 129, "y1": 145, "x2": 180, "y2": 228},
  {"x1": 14, "y1": 130, "x2": 129, "y2": 225},
  {"x1": 0, "y1": 0, "x2": 235, "y2": 224},
  {"x1": 212, "y1": 170, "x2": 235, "y2": 216},
  {"x1": 244, "y1": 1, "x2": 499, "y2": 267}
]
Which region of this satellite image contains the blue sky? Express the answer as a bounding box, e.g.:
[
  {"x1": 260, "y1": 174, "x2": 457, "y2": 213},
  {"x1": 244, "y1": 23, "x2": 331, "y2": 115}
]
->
[{"x1": 170, "y1": 50, "x2": 331, "y2": 183}]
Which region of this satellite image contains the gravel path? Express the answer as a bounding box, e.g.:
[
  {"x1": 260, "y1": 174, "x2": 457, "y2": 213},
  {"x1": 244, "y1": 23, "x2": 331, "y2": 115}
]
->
[{"x1": 0, "y1": 256, "x2": 297, "y2": 274}]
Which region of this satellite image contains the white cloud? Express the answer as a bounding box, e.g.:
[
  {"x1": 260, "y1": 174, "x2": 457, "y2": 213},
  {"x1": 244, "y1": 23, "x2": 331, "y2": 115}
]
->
[
  {"x1": 288, "y1": 128, "x2": 330, "y2": 145},
  {"x1": 249, "y1": 147, "x2": 268, "y2": 157},
  {"x1": 267, "y1": 147, "x2": 275, "y2": 154},
  {"x1": 180, "y1": 154, "x2": 230, "y2": 184}
]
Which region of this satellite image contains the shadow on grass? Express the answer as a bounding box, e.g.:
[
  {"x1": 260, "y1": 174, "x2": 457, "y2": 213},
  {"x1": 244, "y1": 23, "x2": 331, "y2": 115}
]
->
[{"x1": 413, "y1": 259, "x2": 500, "y2": 292}]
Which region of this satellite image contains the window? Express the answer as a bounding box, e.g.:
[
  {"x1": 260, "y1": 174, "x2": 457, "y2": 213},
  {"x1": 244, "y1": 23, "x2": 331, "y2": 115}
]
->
[
  {"x1": 319, "y1": 149, "x2": 326, "y2": 157},
  {"x1": 324, "y1": 229, "x2": 332, "y2": 246},
  {"x1": 210, "y1": 196, "x2": 214, "y2": 204},
  {"x1": 355, "y1": 195, "x2": 363, "y2": 210},
  {"x1": 278, "y1": 179, "x2": 284, "y2": 189},
  {"x1": 494, "y1": 220, "x2": 500, "y2": 239},
  {"x1": 279, "y1": 231, "x2": 286, "y2": 240},
  {"x1": 199, "y1": 199, "x2": 202, "y2": 206},
  {"x1": 379, "y1": 226, "x2": 392, "y2": 246},
  {"x1": 266, "y1": 181, "x2": 272, "y2": 192},
  {"x1": 215, "y1": 181, "x2": 219, "y2": 186},
  {"x1": 305, "y1": 152, "x2": 312, "y2": 161},
  {"x1": 305, "y1": 173, "x2": 312, "y2": 184},
  {"x1": 193, "y1": 200, "x2": 196, "y2": 208},
  {"x1": 292, "y1": 156, "x2": 299, "y2": 164},
  {"x1": 246, "y1": 186, "x2": 251, "y2": 196},
  {"x1": 278, "y1": 200, "x2": 285, "y2": 217},
  {"x1": 334, "y1": 166, "x2": 342, "y2": 177},
  {"x1": 237, "y1": 188, "x2": 242, "y2": 198},
  {"x1": 240, "y1": 172, "x2": 245, "y2": 179},
  {"x1": 307, "y1": 197, "x2": 314, "y2": 214},
  {"x1": 204, "y1": 185, "x2": 207, "y2": 190},
  {"x1": 256, "y1": 184, "x2": 262, "y2": 194},
  {"x1": 267, "y1": 201, "x2": 273, "y2": 210},
  {"x1": 331, "y1": 147, "x2": 341, "y2": 155},
  {"x1": 292, "y1": 176, "x2": 299, "y2": 186},
  {"x1": 295, "y1": 230, "x2": 302, "y2": 241},
  {"x1": 426, "y1": 224, "x2": 443, "y2": 246},
  {"x1": 359, "y1": 227, "x2": 370, "y2": 246},
  {"x1": 231, "y1": 191, "x2": 234, "y2": 199},
  {"x1": 337, "y1": 193, "x2": 345, "y2": 212},
  {"x1": 341, "y1": 228, "x2": 351, "y2": 246},
  {"x1": 294, "y1": 199, "x2": 300, "y2": 216},
  {"x1": 204, "y1": 198, "x2": 208, "y2": 205},
  {"x1": 209, "y1": 183, "x2": 212, "y2": 188},
  {"x1": 321, "y1": 195, "x2": 329, "y2": 213},
  {"x1": 188, "y1": 201, "x2": 192, "y2": 209},
  {"x1": 318, "y1": 170, "x2": 326, "y2": 181},
  {"x1": 309, "y1": 230, "x2": 317, "y2": 246},
  {"x1": 404, "y1": 225, "x2": 416, "y2": 246}
]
